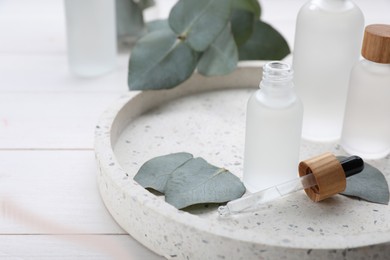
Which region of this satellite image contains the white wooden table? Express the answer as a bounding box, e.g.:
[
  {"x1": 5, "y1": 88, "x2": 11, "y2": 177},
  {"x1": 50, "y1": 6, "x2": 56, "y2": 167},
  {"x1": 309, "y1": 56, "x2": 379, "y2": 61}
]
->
[{"x1": 0, "y1": 0, "x2": 388, "y2": 259}]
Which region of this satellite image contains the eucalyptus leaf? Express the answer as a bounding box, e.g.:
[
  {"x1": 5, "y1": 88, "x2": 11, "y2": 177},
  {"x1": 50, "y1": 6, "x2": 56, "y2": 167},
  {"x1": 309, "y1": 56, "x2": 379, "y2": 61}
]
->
[
  {"x1": 165, "y1": 158, "x2": 246, "y2": 209},
  {"x1": 238, "y1": 21, "x2": 290, "y2": 60},
  {"x1": 231, "y1": 9, "x2": 255, "y2": 46},
  {"x1": 337, "y1": 157, "x2": 389, "y2": 205},
  {"x1": 146, "y1": 19, "x2": 170, "y2": 33},
  {"x1": 128, "y1": 30, "x2": 198, "y2": 90},
  {"x1": 134, "y1": 152, "x2": 193, "y2": 193},
  {"x1": 232, "y1": 0, "x2": 261, "y2": 19},
  {"x1": 197, "y1": 25, "x2": 238, "y2": 76},
  {"x1": 168, "y1": 0, "x2": 232, "y2": 52}
]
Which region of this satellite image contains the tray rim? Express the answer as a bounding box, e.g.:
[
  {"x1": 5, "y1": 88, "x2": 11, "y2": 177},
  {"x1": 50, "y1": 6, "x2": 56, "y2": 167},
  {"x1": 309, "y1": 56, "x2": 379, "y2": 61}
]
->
[{"x1": 94, "y1": 62, "x2": 390, "y2": 258}]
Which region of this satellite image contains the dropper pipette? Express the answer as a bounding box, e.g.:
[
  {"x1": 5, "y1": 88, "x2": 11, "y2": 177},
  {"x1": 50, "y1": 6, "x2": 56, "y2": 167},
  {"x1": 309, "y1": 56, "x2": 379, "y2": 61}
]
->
[{"x1": 218, "y1": 154, "x2": 364, "y2": 217}]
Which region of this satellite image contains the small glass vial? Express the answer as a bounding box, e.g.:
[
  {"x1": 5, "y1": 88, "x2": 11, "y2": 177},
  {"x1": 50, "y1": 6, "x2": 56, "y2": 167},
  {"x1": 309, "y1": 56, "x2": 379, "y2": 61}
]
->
[
  {"x1": 293, "y1": 0, "x2": 364, "y2": 142},
  {"x1": 341, "y1": 24, "x2": 390, "y2": 159},
  {"x1": 64, "y1": 0, "x2": 117, "y2": 77},
  {"x1": 243, "y1": 62, "x2": 303, "y2": 192}
]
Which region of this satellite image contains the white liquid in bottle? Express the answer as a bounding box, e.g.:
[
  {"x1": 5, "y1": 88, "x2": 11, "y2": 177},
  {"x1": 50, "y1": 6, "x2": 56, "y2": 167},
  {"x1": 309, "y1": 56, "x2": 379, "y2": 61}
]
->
[
  {"x1": 341, "y1": 24, "x2": 390, "y2": 159},
  {"x1": 293, "y1": 0, "x2": 364, "y2": 141},
  {"x1": 64, "y1": 0, "x2": 117, "y2": 77},
  {"x1": 243, "y1": 62, "x2": 303, "y2": 192}
]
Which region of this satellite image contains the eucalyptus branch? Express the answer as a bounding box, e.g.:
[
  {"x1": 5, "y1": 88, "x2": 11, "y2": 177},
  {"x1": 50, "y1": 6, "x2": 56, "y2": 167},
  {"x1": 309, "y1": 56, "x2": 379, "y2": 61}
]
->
[{"x1": 128, "y1": 0, "x2": 290, "y2": 91}]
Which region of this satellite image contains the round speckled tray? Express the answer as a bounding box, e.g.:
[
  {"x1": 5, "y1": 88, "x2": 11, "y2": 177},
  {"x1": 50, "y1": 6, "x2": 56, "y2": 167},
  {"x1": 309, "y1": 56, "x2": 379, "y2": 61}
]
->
[{"x1": 95, "y1": 63, "x2": 390, "y2": 259}]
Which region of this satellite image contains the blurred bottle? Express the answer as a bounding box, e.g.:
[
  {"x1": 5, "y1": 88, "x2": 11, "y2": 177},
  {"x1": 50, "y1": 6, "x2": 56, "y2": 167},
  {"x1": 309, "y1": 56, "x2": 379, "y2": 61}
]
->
[
  {"x1": 293, "y1": 0, "x2": 364, "y2": 142},
  {"x1": 64, "y1": 0, "x2": 117, "y2": 77},
  {"x1": 116, "y1": 0, "x2": 146, "y2": 48},
  {"x1": 341, "y1": 24, "x2": 390, "y2": 159}
]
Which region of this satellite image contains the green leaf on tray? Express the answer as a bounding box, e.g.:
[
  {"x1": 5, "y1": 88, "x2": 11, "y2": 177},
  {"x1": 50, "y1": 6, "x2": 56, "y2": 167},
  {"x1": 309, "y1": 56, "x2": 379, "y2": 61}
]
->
[
  {"x1": 168, "y1": 0, "x2": 232, "y2": 52},
  {"x1": 128, "y1": 30, "x2": 198, "y2": 90},
  {"x1": 165, "y1": 157, "x2": 246, "y2": 209},
  {"x1": 134, "y1": 152, "x2": 193, "y2": 193},
  {"x1": 197, "y1": 25, "x2": 238, "y2": 76},
  {"x1": 230, "y1": 9, "x2": 255, "y2": 47},
  {"x1": 238, "y1": 21, "x2": 290, "y2": 60},
  {"x1": 134, "y1": 153, "x2": 246, "y2": 209},
  {"x1": 232, "y1": 0, "x2": 261, "y2": 19},
  {"x1": 338, "y1": 157, "x2": 389, "y2": 205}
]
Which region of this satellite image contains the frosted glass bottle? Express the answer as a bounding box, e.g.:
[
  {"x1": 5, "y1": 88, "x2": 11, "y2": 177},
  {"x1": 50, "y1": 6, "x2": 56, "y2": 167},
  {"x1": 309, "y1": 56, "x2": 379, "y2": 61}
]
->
[
  {"x1": 341, "y1": 24, "x2": 390, "y2": 159},
  {"x1": 243, "y1": 62, "x2": 303, "y2": 193},
  {"x1": 293, "y1": 0, "x2": 364, "y2": 142},
  {"x1": 64, "y1": 0, "x2": 117, "y2": 77}
]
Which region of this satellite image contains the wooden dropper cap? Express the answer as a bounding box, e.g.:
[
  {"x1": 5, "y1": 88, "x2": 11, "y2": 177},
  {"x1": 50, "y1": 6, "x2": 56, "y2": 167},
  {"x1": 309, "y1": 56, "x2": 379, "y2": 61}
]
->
[
  {"x1": 361, "y1": 24, "x2": 390, "y2": 64},
  {"x1": 298, "y1": 153, "x2": 346, "y2": 202}
]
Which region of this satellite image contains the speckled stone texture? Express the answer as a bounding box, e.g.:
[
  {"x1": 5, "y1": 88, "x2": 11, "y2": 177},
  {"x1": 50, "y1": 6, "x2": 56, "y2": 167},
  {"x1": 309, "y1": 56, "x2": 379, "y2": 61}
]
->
[{"x1": 95, "y1": 64, "x2": 390, "y2": 259}]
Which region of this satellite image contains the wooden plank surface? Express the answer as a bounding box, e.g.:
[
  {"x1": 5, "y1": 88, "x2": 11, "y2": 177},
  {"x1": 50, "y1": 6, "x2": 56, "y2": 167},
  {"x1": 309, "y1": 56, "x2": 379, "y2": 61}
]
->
[
  {"x1": 0, "y1": 235, "x2": 160, "y2": 259},
  {"x1": 0, "y1": 151, "x2": 124, "y2": 234},
  {"x1": 0, "y1": 93, "x2": 124, "y2": 149},
  {"x1": 0, "y1": 0, "x2": 66, "y2": 54},
  {"x1": 0, "y1": 54, "x2": 130, "y2": 93},
  {"x1": 1, "y1": 0, "x2": 389, "y2": 259},
  {"x1": 0, "y1": 150, "x2": 163, "y2": 259}
]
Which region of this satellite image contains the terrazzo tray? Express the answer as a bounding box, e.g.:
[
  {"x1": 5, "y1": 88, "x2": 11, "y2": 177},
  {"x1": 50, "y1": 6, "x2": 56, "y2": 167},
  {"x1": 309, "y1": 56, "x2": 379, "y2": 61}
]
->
[{"x1": 95, "y1": 63, "x2": 390, "y2": 259}]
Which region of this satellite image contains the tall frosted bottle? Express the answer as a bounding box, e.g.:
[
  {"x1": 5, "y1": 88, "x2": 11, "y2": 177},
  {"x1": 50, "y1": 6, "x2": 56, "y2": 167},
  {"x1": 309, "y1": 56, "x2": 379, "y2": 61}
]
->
[
  {"x1": 243, "y1": 62, "x2": 303, "y2": 192},
  {"x1": 341, "y1": 24, "x2": 390, "y2": 159},
  {"x1": 64, "y1": 0, "x2": 117, "y2": 77},
  {"x1": 293, "y1": 0, "x2": 364, "y2": 141}
]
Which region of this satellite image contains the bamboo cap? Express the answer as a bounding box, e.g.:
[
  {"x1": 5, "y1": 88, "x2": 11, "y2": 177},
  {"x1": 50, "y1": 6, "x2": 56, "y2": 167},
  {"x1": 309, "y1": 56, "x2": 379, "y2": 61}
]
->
[
  {"x1": 361, "y1": 24, "x2": 390, "y2": 64},
  {"x1": 298, "y1": 153, "x2": 346, "y2": 202}
]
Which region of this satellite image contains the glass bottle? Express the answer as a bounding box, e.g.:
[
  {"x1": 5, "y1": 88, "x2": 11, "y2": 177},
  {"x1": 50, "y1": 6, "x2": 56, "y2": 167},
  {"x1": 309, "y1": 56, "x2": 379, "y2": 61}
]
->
[
  {"x1": 293, "y1": 0, "x2": 364, "y2": 142},
  {"x1": 64, "y1": 0, "x2": 117, "y2": 77},
  {"x1": 116, "y1": 0, "x2": 145, "y2": 47},
  {"x1": 243, "y1": 62, "x2": 303, "y2": 193},
  {"x1": 341, "y1": 24, "x2": 390, "y2": 159}
]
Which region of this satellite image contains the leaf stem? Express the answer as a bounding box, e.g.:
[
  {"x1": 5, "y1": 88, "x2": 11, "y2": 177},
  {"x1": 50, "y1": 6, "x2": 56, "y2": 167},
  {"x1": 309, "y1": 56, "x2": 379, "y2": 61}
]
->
[{"x1": 178, "y1": 34, "x2": 187, "y2": 41}]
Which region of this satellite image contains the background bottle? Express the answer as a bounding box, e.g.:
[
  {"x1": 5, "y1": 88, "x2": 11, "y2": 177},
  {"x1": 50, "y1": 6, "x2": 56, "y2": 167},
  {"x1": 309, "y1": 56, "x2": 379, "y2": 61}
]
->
[
  {"x1": 341, "y1": 24, "x2": 390, "y2": 159},
  {"x1": 243, "y1": 62, "x2": 303, "y2": 193},
  {"x1": 293, "y1": 0, "x2": 364, "y2": 142},
  {"x1": 64, "y1": 0, "x2": 117, "y2": 77}
]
